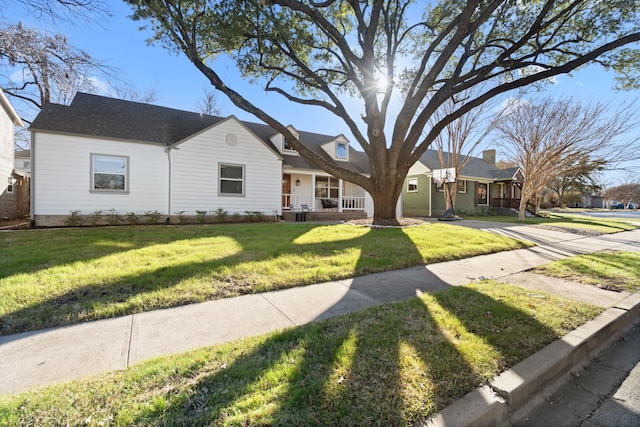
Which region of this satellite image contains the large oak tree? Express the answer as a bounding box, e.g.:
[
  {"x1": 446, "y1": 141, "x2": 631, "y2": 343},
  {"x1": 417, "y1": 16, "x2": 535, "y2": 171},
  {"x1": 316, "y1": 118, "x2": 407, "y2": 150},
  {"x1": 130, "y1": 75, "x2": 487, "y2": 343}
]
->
[{"x1": 126, "y1": 0, "x2": 640, "y2": 225}]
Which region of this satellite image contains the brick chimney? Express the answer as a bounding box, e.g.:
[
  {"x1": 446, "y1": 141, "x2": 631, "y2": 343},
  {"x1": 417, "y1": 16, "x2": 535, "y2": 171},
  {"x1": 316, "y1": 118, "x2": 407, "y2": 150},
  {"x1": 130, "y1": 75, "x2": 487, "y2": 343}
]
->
[{"x1": 482, "y1": 149, "x2": 496, "y2": 166}]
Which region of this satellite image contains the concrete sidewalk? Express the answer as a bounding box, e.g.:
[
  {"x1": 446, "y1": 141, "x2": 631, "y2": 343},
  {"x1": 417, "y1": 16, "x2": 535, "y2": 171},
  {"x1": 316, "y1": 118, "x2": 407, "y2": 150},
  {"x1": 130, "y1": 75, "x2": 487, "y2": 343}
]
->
[{"x1": 1, "y1": 224, "x2": 639, "y2": 396}]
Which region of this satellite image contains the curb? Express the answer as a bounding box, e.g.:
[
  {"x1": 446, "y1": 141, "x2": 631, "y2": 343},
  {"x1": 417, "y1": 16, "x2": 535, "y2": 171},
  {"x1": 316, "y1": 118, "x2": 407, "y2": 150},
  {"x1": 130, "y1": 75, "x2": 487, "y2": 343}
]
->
[{"x1": 417, "y1": 293, "x2": 640, "y2": 427}]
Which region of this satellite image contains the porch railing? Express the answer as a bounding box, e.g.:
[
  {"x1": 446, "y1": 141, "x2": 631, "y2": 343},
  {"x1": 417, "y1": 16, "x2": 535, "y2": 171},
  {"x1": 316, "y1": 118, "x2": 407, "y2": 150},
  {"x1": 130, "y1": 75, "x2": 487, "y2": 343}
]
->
[
  {"x1": 342, "y1": 196, "x2": 366, "y2": 210},
  {"x1": 283, "y1": 194, "x2": 314, "y2": 209},
  {"x1": 283, "y1": 194, "x2": 365, "y2": 211},
  {"x1": 492, "y1": 198, "x2": 520, "y2": 209}
]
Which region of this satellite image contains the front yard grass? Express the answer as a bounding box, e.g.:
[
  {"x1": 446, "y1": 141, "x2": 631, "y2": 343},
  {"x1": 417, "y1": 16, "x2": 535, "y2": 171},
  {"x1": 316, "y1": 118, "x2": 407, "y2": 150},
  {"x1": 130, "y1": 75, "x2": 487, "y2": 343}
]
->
[
  {"x1": 465, "y1": 212, "x2": 638, "y2": 234},
  {"x1": 0, "y1": 222, "x2": 530, "y2": 335},
  {"x1": 534, "y1": 251, "x2": 640, "y2": 292},
  {"x1": 0, "y1": 281, "x2": 602, "y2": 427}
]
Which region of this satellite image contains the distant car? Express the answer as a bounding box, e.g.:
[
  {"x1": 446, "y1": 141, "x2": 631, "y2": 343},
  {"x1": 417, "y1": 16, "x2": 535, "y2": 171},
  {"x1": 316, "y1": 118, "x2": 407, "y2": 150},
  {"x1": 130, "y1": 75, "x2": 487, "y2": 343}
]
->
[
  {"x1": 628, "y1": 203, "x2": 637, "y2": 209},
  {"x1": 612, "y1": 203, "x2": 625, "y2": 209}
]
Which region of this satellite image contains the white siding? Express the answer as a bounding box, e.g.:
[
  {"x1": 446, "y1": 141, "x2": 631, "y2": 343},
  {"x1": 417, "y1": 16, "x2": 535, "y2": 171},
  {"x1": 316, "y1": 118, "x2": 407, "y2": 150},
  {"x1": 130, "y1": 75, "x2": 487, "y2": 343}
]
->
[
  {"x1": 171, "y1": 119, "x2": 282, "y2": 215},
  {"x1": 0, "y1": 106, "x2": 13, "y2": 183},
  {"x1": 33, "y1": 133, "x2": 169, "y2": 216},
  {"x1": 320, "y1": 136, "x2": 350, "y2": 161},
  {"x1": 407, "y1": 161, "x2": 430, "y2": 176}
]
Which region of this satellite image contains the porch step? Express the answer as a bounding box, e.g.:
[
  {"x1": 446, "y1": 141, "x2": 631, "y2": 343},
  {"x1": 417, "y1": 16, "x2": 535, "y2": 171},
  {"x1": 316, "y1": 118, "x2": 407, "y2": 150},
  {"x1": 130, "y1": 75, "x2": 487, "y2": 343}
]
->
[{"x1": 283, "y1": 211, "x2": 366, "y2": 222}]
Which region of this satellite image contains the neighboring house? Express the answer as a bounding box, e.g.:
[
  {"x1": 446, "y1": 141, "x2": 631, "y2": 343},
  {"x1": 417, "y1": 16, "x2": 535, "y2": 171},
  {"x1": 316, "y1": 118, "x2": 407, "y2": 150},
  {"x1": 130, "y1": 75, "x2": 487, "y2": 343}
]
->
[
  {"x1": 29, "y1": 92, "x2": 373, "y2": 226},
  {"x1": 0, "y1": 88, "x2": 26, "y2": 220},
  {"x1": 403, "y1": 149, "x2": 524, "y2": 217},
  {"x1": 14, "y1": 149, "x2": 31, "y2": 174}
]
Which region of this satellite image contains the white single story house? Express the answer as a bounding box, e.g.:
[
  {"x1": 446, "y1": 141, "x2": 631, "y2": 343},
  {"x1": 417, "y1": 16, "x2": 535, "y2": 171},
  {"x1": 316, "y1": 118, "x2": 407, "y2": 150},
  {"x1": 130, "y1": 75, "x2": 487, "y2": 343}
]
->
[
  {"x1": 1, "y1": 88, "x2": 27, "y2": 220},
  {"x1": 29, "y1": 92, "x2": 374, "y2": 226}
]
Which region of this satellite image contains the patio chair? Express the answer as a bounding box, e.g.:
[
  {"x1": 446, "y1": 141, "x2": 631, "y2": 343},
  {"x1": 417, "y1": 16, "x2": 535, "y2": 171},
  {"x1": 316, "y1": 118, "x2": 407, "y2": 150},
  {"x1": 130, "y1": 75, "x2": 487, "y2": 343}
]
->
[
  {"x1": 301, "y1": 204, "x2": 311, "y2": 221},
  {"x1": 321, "y1": 198, "x2": 338, "y2": 211}
]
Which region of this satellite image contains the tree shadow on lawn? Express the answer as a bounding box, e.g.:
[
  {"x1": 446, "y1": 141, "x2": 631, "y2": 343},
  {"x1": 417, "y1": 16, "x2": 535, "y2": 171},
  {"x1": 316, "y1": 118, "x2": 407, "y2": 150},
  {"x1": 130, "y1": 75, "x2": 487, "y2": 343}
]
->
[
  {"x1": 130, "y1": 283, "x2": 566, "y2": 426},
  {"x1": 1, "y1": 224, "x2": 584, "y2": 425},
  {"x1": 0, "y1": 226, "x2": 196, "y2": 280},
  {"x1": 121, "y1": 229, "x2": 566, "y2": 426},
  {"x1": 1, "y1": 224, "x2": 434, "y2": 335},
  {"x1": 1, "y1": 223, "x2": 344, "y2": 279}
]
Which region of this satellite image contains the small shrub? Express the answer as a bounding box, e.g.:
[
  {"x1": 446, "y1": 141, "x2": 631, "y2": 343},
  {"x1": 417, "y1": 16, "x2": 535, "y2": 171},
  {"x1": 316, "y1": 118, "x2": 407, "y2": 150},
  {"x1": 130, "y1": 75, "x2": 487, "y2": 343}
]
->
[
  {"x1": 196, "y1": 210, "x2": 207, "y2": 224},
  {"x1": 144, "y1": 210, "x2": 163, "y2": 225},
  {"x1": 176, "y1": 211, "x2": 187, "y2": 224},
  {"x1": 65, "y1": 210, "x2": 82, "y2": 227},
  {"x1": 231, "y1": 212, "x2": 242, "y2": 223},
  {"x1": 244, "y1": 210, "x2": 254, "y2": 222},
  {"x1": 89, "y1": 210, "x2": 103, "y2": 226},
  {"x1": 126, "y1": 212, "x2": 140, "y2": 225},
  {"x1": 214, "y1": 207, "x2": 228, "y2": 223},
  {"x1": 253, "y1": 211, "x2": 265, "y2": 222},
  {"x1": 106, "y1": 209, "x2": 122, "y2": 226}
]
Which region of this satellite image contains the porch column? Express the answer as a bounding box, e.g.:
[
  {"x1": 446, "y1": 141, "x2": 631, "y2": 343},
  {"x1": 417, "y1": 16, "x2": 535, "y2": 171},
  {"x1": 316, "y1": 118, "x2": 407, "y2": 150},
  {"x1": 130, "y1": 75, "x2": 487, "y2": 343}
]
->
[
  {"x1": 338, "y1": 178, "x2": 343, "y2": 212},
  {"x1": 311, "y1": 174, "x2": 316, "y2": 210},
  {"x1": 428, "y1": 173, "x2": 432, "y2": 217}
]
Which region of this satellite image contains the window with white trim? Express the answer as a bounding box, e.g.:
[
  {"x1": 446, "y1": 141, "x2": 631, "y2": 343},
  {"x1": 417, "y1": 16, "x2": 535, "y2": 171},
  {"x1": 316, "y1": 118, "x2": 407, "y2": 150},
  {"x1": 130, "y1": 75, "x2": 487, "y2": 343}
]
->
[
  {"x1": 315, "y1": 176, "x2": 340, "y2": 198},
  {"x1": 336, "y1": 142, "x2": 348, "y2": 159},
  {"x1": 477, "y1": 182, "x2": 489, "y2": 205},
  {"x1": 92, "y1": 154, "x2": 128, "y2": 192},
  {"x1": 7, "y1": 177, "x2": 13, "y2": 194},
  {"x1": 437, "y1": 179, "x2": 466, "y2": 193},
  {"x1": 219, "y1": 164, "x2": 245, "y2": 196},
  {"x1": 407, "y1": 178, "x2": 418, "y2": 192},
  {"x1": 283, "y1": 138, "x2": 296, "y2": 152}
]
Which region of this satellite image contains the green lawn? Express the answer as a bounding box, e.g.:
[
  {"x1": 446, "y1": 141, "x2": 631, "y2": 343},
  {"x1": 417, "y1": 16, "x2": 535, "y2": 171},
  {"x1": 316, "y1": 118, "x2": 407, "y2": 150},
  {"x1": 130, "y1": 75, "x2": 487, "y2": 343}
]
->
[
  {"x1": 465, "y1": 212, "x2": 638, "y2": 234},
  {"x1": 0, "y1": 222, "x2": 530, "y2": 335},
  {"x1": 0, "y1": 281, "x2": 601, "y2": 427},
  {"x1": 534, "y1": 251, "x2": 640, "y2": 292}
]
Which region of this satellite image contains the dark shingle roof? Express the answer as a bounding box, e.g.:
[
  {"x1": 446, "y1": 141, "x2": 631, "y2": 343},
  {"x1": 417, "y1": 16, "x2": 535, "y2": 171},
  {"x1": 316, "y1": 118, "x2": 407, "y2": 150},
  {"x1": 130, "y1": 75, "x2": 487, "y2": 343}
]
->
[
  {"x1": 30, "y1": 92, "x2": 370, "y2": 174},
  {"x1": 31, "y1": 93, "x2": 225, "y2": 145},
  {"x1": 417, "y1": 149, "x2": 519, "y2": 181}
]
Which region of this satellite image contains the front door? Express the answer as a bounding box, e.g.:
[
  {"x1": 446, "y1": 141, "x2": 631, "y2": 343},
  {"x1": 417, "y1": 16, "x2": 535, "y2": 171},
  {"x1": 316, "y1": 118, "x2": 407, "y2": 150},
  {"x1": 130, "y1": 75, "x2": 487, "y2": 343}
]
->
[{"x1": 282, "y1": 174, "x2": 291, "y2": 208}]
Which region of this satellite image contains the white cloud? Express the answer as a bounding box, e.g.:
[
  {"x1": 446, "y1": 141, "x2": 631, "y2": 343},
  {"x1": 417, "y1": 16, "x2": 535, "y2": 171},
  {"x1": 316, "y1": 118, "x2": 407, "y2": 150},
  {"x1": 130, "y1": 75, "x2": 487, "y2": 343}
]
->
[
  {"x1": 518, "y1": 65, "x2": 558, "y2": 84},
  {"x1": 88, "y1": 76, "x2": 112, "y2": 96}
]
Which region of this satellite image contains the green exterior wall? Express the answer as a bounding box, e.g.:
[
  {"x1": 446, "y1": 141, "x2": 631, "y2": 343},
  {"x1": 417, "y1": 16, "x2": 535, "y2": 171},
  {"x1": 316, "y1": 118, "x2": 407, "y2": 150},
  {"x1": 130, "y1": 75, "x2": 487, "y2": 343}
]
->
[
  {"x1": 403, "y1": 176, "x2": 496, "y2": 217},
  {"x1": 402, "y1": 174, "x2": 431, "y2": 217}
]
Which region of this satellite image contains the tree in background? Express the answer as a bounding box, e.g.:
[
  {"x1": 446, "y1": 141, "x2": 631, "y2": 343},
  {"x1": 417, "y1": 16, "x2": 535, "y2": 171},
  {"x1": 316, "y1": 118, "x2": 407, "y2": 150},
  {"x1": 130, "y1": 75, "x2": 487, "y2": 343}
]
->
[
  {"x1": 125, "y1": 0, "x2": 640, "y2": 225},
  {"x1": 0, "y1": 22, "x2": 161, "y2": 125},
  {"x1": 548, "y1": 156, "x2": 606, "y2": 207},
  {"x1": 495, "y1": 98, "x2": 638, "y2": 220},
  {"x1": 604, "y1": 182, "x2": 640, "y2": 208},
  {"x1": 197, "y1": 86, "x2": 223, "y2": 116},
  {"x1": 0, "y1": 0, "x2": 109, "y2": 24},
  {"x1": 430, "y1": 86, "x2": 499, "y2": 218},
  {"x1": 0, "y1": 22, "x2": 116, "y2": 123}
]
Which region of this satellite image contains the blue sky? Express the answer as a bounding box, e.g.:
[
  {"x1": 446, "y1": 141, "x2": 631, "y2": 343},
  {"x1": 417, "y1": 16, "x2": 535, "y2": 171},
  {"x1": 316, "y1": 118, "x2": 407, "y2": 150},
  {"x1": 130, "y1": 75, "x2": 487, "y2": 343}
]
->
[{"x1": 4, "y1": 1, "x2": 638, "y2": 183}]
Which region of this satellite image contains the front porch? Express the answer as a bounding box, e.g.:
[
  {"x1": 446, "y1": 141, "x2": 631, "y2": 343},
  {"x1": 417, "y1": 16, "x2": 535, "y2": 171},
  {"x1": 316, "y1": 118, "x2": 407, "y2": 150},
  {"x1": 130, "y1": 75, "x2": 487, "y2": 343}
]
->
[
  {"x1": 282, "y1": 209, "x2": 366, "y2": 222},
  {"x1": 282, "y1": 172, "x2": 371, "y2": 216},
  {"x1": 492, "y1": 198, "x2": 536, "y2": 215}
]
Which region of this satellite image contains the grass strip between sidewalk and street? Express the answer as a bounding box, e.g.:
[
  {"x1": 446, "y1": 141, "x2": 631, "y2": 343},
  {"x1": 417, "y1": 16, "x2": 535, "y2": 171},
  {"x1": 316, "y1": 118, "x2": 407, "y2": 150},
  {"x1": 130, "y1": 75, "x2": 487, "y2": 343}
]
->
[
  {"x1": 465, "y1": 212, "x2": 638, "y2": 234},
  {"x1": 534, "y1": 251, "x2": 640, "y2": 292},
  {"x1": 0, "y1": 222, "x2": 530, "y2": 336},
  {"x1": 0, "y1": 281, "x2": 602, "y2": 427}
]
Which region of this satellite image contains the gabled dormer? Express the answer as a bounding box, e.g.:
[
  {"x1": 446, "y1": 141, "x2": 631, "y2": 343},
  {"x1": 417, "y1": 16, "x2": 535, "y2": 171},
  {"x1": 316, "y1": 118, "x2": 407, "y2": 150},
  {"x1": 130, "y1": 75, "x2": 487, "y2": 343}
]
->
[
  {"x1": 321, "y1": 134, "x2": 350, "y2": 161},
  {"x1": 269, "y1": 125, "x2": 300, "y2": 155}
]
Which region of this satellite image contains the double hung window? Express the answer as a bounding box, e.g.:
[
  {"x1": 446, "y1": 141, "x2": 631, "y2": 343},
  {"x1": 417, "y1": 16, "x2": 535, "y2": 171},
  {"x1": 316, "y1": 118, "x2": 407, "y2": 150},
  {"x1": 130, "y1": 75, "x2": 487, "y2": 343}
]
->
[
  {"x1": 219, "y1": 164, "x2": 245, "y2": 196},
  {"x1": 92, "y1": 154, "x2": 128, "y2": 192}
]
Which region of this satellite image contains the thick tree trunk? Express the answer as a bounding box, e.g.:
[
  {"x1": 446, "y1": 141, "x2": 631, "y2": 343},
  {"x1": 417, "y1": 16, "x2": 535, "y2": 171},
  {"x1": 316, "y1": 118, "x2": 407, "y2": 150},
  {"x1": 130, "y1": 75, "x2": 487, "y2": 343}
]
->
[
  {"x1": 369, "y1": 180, "x2": 402, "y2": 226},
  {"x1": 518, "y1": 198, "x2": 527, "y2": 221}
]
